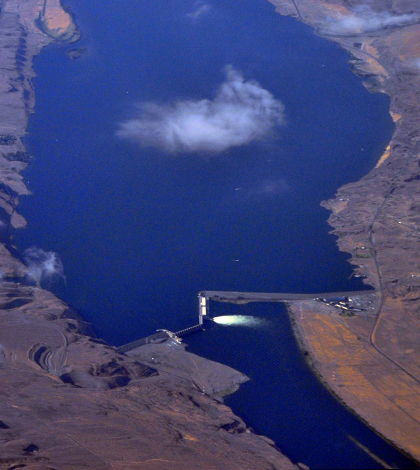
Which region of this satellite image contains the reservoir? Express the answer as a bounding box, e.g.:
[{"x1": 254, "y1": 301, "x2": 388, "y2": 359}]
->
[{"x1": 15, "y1": 0, "x2": 417, "y2": 468}]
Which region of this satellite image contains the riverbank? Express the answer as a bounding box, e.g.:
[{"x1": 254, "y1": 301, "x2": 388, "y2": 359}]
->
[
  {"x1": 4, "y1": 0, "x2": 420, "y2": 468},
  {"x1": 286, "y1": 299, "x2": 418, "y2": 463},
  {"x1": 0, "y1": 1, "x2": 299, "y2": 468},
  {"x1": 271, "y1": 0, "x2": 420, "y2": 462},
  {"x1": 0, "y1": 280, "x2": 298, "y2": 469}
]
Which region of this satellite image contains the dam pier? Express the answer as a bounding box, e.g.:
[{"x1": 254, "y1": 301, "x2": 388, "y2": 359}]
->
[{"x1": 117, "y1": 289, "x2": 377, "y2": 354}]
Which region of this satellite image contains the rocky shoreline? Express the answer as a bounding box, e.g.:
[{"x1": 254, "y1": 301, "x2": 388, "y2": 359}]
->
[
  {"x1": 0, "y1": 1, "x2": 299, "y2": 468},
  {"x1": 270, "y1": 0, "x2": 420, "y2": 463},
  {"x1": 2, "y1": 0, "x2": 420, "y2": 467}
]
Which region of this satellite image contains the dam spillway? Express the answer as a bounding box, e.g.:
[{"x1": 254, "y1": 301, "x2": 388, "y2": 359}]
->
[{"x1": 118, "y1": 289, "x2": 377, "y2": 354}]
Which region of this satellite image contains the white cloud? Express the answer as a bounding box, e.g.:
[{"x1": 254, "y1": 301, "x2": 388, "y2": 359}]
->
[
  {"x1": 234, "y1": 178, "x2": 290, "y2": 203},
  {"x1": 187, "y1": 1, "x2": 212, "y2": 20},
  {"x1": 327, "y1": 6, "x2": 417, "y2": 34},
  {"x1": 248, "y1": 178, "x2": 289, "y2": 197},
  {"x1": 24, "y1": 247, "x2": 65, "y2": 287},
  {"x1": 116, "y1": 66, "x2": 285, "y2": 154}
]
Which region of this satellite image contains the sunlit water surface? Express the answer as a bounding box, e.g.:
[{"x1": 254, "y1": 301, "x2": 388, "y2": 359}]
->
[{"x1": 15, "y1": 0, "x2": 418, "y2": 468}]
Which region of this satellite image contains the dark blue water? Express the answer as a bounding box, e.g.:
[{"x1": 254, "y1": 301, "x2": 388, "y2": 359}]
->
[{"x1": 15, "y1": 0, "x2": 417, "y2": 468}]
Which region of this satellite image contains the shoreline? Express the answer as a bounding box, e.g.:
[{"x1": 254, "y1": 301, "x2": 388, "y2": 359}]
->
[
  {"x1": 269, "y1": 1, "x2": 420, "y2": 460},
  {"x1": 0, "y1": 1, "x2": 298, "y2": 468},
  {"x1": 1, "y1": 0, "x2": 420, "y2": 467},
  {"x1": 285, "y1": 301, "x2": 417, "y2": 464}
]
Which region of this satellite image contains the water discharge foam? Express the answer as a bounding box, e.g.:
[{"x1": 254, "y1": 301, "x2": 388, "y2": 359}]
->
[
  {"x1": 16, "y1": 0, "x2": 408, "y2": 466},
  {"x1": 212, "y1": 315, "x2": 266, "y2": 327}
]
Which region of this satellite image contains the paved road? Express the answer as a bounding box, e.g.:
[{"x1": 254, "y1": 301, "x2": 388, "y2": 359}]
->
[
  {"x1": 290, "y1": 0, "x2": 420, "y2": 387},
  {"x1": 367, "y1": 138, "x2": 420, "y2": 385},
  {"x1": 199, "y1": 290, "x2": 376, "y2": 303}
]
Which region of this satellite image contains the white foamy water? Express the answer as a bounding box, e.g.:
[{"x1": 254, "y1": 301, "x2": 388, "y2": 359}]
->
[{"x1": 212, "y1": 315, "x2": 266, "y2": 327}]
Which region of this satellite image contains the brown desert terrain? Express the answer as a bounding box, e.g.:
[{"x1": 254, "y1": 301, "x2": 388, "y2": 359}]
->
[
  {"x1": 1, "y1": 0, "x2": 420, "y2": 468},
  {"x1": 268, "y1": 0, "x2": 420, "y2": 463},
  {"x1": 0, "y1": 0, "x2": 298, "y2": 469}
]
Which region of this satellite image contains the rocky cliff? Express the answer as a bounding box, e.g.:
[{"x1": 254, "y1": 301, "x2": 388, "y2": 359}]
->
[
  {"x1": 0, "y1": 1, "x2": 298, "y2": 468},
  {"x1": 270, "y1": 0, "x2": 420, "y2": 462}
]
